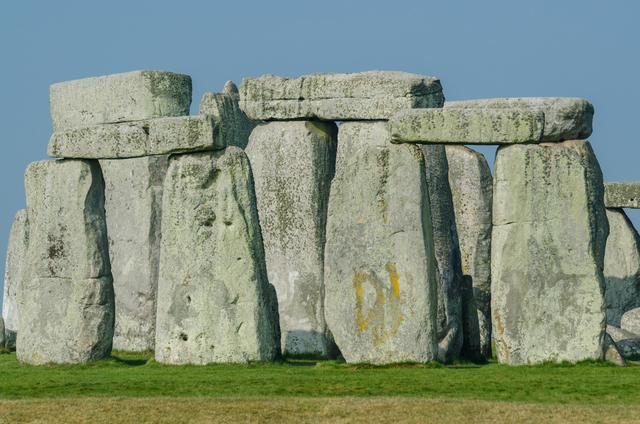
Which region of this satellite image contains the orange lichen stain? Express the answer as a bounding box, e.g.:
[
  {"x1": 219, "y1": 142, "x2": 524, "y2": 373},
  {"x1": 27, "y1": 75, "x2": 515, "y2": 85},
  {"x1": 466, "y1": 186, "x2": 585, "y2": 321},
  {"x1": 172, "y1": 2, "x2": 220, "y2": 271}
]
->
[
  {"x1": 387, "y1": 263, "x2": 400, "y2": 298},
  {"x1": 353, "y1": 272, "x2": 369, "y2": 332}
]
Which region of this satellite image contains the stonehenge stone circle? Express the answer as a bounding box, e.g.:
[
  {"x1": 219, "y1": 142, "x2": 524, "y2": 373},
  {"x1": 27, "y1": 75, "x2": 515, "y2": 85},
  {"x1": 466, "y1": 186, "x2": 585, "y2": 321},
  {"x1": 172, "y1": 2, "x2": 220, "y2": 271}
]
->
[
  {"x1": 246, "y1": 121, "x2": 338, "y2": 357},
  {"x1": 621, "y1": 307, "x2": 640, "y2": 336},
  {"x1": 605, "y1": 182, "x2": 640, "y2": 209},
  {"x1": 2, "y1": 209, "x2": 28, "y2": 350}
]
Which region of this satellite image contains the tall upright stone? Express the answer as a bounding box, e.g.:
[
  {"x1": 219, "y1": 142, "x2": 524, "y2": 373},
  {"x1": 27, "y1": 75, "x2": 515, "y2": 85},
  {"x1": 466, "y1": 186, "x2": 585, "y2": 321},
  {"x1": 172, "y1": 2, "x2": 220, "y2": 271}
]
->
[
  {"x1": 492, "y1": 141, "x2": 608, "y2": 365},
  {"x1": 445, "y1": 145, "x2": 493, "y2": 359},
  {"x1": 18, "y1": 160, "x2": 114, "y2": 364},
  {"x1": 99, "y1": 156, "x2": 168, "y2": 352},
  {"x1": 324, "y1": 121, "x2": 438, "y2": 364},
  {"x1": 155, "y1": 148, "x2": 280, "y2": 364},
  {"x1": 246, "y1": 121, "x2": 337, "y2": 357}
]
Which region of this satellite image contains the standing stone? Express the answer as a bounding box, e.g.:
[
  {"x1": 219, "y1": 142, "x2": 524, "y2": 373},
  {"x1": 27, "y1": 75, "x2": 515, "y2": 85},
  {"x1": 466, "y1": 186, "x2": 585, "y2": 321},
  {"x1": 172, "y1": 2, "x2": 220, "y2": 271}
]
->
[
  {"x1": 445, "y1": 145, "x2": 493, "y2": 359},
  {"x1": 324, "y1": 121, "x2": 438, "y2": 364},
  {"x1": 420, "y1": 144, "x2": 463, "y2": 363},
  {"x1": 0, "y1": 317, "x2": 5, "y2": 349},
  {"x1": 155, "y1": 148, "x2": 280, "y2": 364},
  {"x1": 18, "y1": 160, "x2": 114, "y2": 365},
  {"x1": 99, "y1": 156, "x2": 168, "y2": 352},
  {"x1": 2, "y1": 209, "x2": 29, "y2": 351},
  {"x1": 603, "y1": 209, "x2": 640, "y2": 326},
  {"x1": 492, "y1": 141, "x2": 608, "y2": 365},
  {"x1": 621, "y1": 307, "x2": 640, "y2": 336},
  {"x1": 246, "y1": 121, "x2": 337, "y2": 357}
]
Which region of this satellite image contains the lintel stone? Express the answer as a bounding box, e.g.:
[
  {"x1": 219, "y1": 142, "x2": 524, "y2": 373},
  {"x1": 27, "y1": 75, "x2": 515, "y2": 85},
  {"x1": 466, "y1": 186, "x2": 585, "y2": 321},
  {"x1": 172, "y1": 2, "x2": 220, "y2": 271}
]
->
[{"x1": 605, "y1": 182, "x2": 640, "y2": 209}]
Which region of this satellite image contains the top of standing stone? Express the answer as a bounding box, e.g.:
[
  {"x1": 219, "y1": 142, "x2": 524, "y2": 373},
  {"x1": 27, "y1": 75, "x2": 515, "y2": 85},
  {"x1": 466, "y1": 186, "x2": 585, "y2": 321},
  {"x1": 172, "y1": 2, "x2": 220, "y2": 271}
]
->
[
  {"x1": 50, "y1": 70, "x2": 192, "y2": 131},
  {"x1": 604, "y1": 182, "x2": 640, "y2": 209},
  {"x1": 239, "y1": 71, "x2": 444, "y2": 121}
]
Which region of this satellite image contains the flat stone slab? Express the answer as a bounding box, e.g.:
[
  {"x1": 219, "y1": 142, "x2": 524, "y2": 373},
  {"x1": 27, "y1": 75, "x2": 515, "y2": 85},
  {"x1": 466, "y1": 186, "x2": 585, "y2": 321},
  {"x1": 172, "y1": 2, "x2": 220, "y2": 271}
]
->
[
  {"x1": 48, "y1": 115, "x2": 220, "y2": 159},
  {"x1": 50, "y1": 70, "x2": 192, "y2": 131},
  {"x1": 239, "y1": 71, "x2": 444, "y2": 121},
  {"x1": 605, "y1": 182, "x2": 640, "y2": 209},
  {"x1": 445, "y1": 97, "x2": 593, "y2": 141},
  {"x1": 390, "y1": 108, "x2": 545, "y2": 144}
]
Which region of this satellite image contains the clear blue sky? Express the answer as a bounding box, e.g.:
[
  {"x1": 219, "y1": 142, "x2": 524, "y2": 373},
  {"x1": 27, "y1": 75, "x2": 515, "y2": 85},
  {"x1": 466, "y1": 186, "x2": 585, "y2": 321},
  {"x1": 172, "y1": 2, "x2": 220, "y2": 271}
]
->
[{"x1": 1, "y1": 0, "x2": 639, "y2": 301}]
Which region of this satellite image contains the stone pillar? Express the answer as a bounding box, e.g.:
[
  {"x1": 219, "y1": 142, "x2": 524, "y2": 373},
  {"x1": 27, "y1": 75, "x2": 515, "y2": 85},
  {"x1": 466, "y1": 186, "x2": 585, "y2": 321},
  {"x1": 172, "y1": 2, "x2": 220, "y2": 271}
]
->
[{"x1": 2, "y1": 209, "x2": 28, "y2": 350}]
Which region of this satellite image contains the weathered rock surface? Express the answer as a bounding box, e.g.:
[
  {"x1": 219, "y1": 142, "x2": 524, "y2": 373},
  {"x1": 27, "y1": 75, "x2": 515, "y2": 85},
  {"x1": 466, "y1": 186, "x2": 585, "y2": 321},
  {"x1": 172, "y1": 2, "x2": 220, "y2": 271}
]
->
[
  {"x1": 492, "y1": 141, "x2": 608, "y2": 365},
  {"x1": 621, "y1": 307, "x2": 640, "y2": 336},
  {"x1": 100, "y1": 156, "x2": 168, "y2": 352},
  {"x1": 155, "y1": 148, "x2": 280, "y2": 364},
  {"x1": 240, "y1": 71, "x2": 444, "y2": 121},
  {"x1": 0, "y1": 317, "x2": 5, "y2": 349},
  {"x1": 390, "y1": 108, "x2": 545, "y2": 144},
  {"x1": 50, "y1": 70, "x2": 192, "y2": 131},
  {"x1": 246, "y1": 121, "x2": 337, "y2": 357},
  {"x1": 420, "y1": 145, "x2": 463, "y2": 363},
  {"x1": 324, "y1": 121, "x2": 438, "y2": 364},
  {"x1": 607, "y1": 325, "x2": 640, "y2": 358},
  {"x1": 2, "y1": 209, "x2": 28, "y2": 350},
  {"x1": 603, "y1": 332, "x2": 626, "y2": 366},
  {"x1": 605, "y1": 182, "x2": 640, "y2": 209},
  {"x1": 445, "y1": 145, "x2": 493, "y2": 359},
  {"x1": 603, "y1": 209, "x2": 640, "y2": 326},
  {"x1": 48, "y1": 115, "x2": 219, "y2": 159},
  {"x1": 445, "y1": 97, "x2": 594, "y2": 141},
  {"x1": 18, "y1": 160, "x2": 114, "y2": 364}
]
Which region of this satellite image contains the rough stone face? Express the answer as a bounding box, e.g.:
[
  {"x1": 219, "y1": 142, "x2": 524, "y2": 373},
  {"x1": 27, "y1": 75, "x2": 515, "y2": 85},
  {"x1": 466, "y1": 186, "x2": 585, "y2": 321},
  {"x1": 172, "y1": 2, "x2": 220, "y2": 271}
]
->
[
  {"x1": 50, "y1": 70, "x2": 192, "y2": 131},
  {"x1": 604, "y1": 182, "x2": 640, "y2": 209},
  {"x1": 155, "y1": 148, "x2": 280, "y2": 364},
  {"x1": 420, "y1": 144, "x2": 463, "y2": 363},
  {"x1": 621, "y1": 308, "x2": 640, "y2": 336},
  {"x1": 603, "y1": 332, "x2": 626, "y2": 366},
  {"x1": 445, "y1": 145, "x2": 493, "y2": 359},
  {"x1": 240, "y1": 71, "x2": 444, "y2": 121},
  {"x1": 324, "y1": 121, "x2": 438, "y2": 364},
  {"x1": 491, "y1": 141, "x2": 608, "y2": 365},
  {"x1": 0, "y1": 317, "x2": 5, "y2": 349},
  {"x1": 2, "y1": 209, "x2": 28, "y2": 350},
  {"x1": 199, "y1": 86, "x2": 257, "y2": 150},
  {"x1": 445, "y1": 97, "x2": 594, "y2": 142},
  {"x1": 48, "y1": 115, "x2": 219, "y2": 159},
  {"x1": 390, "y1": 108, "x2": 545, "y2": 145},
  {"x1": 607, "y1": 325, "x2": 640, "y2": 358},
  {"x1": 246, "y1": 121, "x2": 337, "y2": 357},
  {"x1": 99, "y1": 156, "x2": 168, "y2": 352},
  {"x1": 18, "y1": 160, "x2": 114, "y2": 364},
  {"x1": 603, "y1": 209, "x2": 640, "y2": 326}
]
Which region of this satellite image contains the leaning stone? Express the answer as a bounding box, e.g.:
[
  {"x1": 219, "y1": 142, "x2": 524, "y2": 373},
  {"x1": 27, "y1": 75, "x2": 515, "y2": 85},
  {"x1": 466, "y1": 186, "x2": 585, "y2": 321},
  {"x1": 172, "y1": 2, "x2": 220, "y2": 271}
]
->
[
  {"x1": 607, "y1": 325, "x2": 640, "y2": 359},
  {"x1": 18, "y1": 160, "x2": 114, "y2": 364},
  {"x1": 492, "y1": 141, "x2": 608, "y2": 365},
  {"x1": 2, "y1": 209, "x2": 28, "y2": 351},
  {"x1": 199, "y1": 86, "x2": 257, "y2": 150},
  {"x1": 445, "y1": 97, "x2": 593, "y2": 141},
  {"x1": 621, "y1": 308, "x2": 640, "y2": 336},
  {"x1": 603, "y1": 333, "x2": 626, "y2": 366},
  {"x1": 240, "y1": 71, "x2": 444, "y2": 121},
  {"x1": 100, "y1": 156, "x2": 168, "y2": 352},
  {"x1": 48, "y1": 115, "x2": 220, "y2": 159},
  {"x1": 604, "y1": 182, "x2": 640, "y2": 209},
  {"x1": 390, "y1": 108, "x2": 545, "y2": 144},
  {"x1": 155, "y1": 148, "x2": 280, "y2": 364},
  {"x1": 324, "y1": 121, "x2": 438, "y2": 364},
  {"x1": 50, "y1": 70, "x2": 192, "y2": 131},
  {"x1": 246, "y1": 121, "x2": 337, "y2": 357},
  {"x1": 445, "y1": 145, "x2": 493, "y2": 359}
]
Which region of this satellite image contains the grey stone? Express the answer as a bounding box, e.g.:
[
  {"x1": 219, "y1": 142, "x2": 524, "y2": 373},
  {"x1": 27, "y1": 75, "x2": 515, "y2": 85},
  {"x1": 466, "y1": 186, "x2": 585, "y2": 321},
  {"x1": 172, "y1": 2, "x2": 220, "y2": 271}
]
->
[
  {"x1": 603, "y1": 332, "x2": 626, "y2": 366},
  {"x1": 2, "y1": 209, "x2": 28, "y2": 351},
  {"x1": 445, "y1": 145, "x2": 493, "y2": 359},
  {"x1": 100, "y1": 156, "x2": 168, "y2": 352},
  {"x1": 223, "y1": 80, "x2": 239, "y2": 95},
  {"x1": 246, "y1": 121, "x2": 337, "y2": 357},
  {"x1": 445, "y1": 97, "x2": 594, "y2": 142},
  {"x1": 0, "y1": 317, "x2": 4, "y2": 349},
  {"x1": 48, "y1": 115, "x2": 220, "y2": 159},
  {"x1": 324, "y1": 121, "x2": 438, "y2": 364},
  {"x1": 492, "y1": 141, "x2": 608, "y2": 365},
  {"x1": 240, "y1": 71, "x2": 444, "y2": 121},
  {"x1": 603, "y1": 209, "x2": 640, "y2": 326},
  {"x1": 621, "y1": 307, "x2": 640, "y2": 336},
  {"x1": 199, "y1": 89, "x2": 257, "y2": 150},
  {"x1": 390, "y1": 108, "x2": 545, "y2": 145},
  {"x1": 155, "y1": 148, "x2": 280, "y2": 364},
  {"x1": 50, "y1": 70, "x2": 192, "y2": 131},
  {"x1": 604, "y1": 182, "x2": 640, "y2": 209},
  {"x1": 18, "y1": 160, "x2": 114, "y2": 364},
  {"x1": 607, "y1": 325, "x2": 640, "y2": 359}
]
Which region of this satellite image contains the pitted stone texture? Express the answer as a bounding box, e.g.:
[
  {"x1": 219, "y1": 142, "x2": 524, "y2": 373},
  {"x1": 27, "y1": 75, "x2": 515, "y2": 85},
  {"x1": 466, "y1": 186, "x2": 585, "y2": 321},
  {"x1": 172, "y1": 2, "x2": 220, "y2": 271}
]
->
[
  {"x1": 199, "y1": 88, "x2": 257, "y2": 150},
  {"x1": 155, "y1": 148, "x2": 280, "y2": 364},
  {"x1": 18, "y1": 160, "x2": 114, "y2": 364},
  {"x1": 492, "y1": 141, "x2": 608, "y2": 365},
  {"x1": 603, "y1": 333, "x2": 626, "y2": 366},
  {"x1": 390, "y1": 108, "x2": 545, "y2": 145},
  {"x1": 100, "y1": 156, "x2": 168, "y2": 352},
  {"x1": 246, "y1": 121, "x2": 337, "y2": 357},
  {"x1": 240, "y1": 71, "x2": 444, "y2": 121},
  {"x1": 50, "y1": 70, "x2": 192, "y2": 131},
  {"x1": 2, "y1": 209, "x2": 28, "y2": 350},
  {"x1": 324, "y1": 121, "x2": 438, "y2": 364},
  {"x1": 420, "y1": 145, "x2": 463, "y2": 363},
  {"x1": 604, "y1": 182, "x2": 640, "y2": 209},
  {"x1": 607, "y1": 325, "x2": 640, "y2": 358},
  {"x1": 621, "y1": 308, "x2": 640, "y2": 336},
  {"x1": 445, "y1": 145, "x2": 493, "y2": 359},
  {"x1": 445, "y1": 98, "x2": 594, "y2": 142},
  {"x1": 48, "y1": 115, "x2": 218, "y2": 159},
  {"x1": 603, "y1": 209, "x2": 640, "y2": 326}
]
